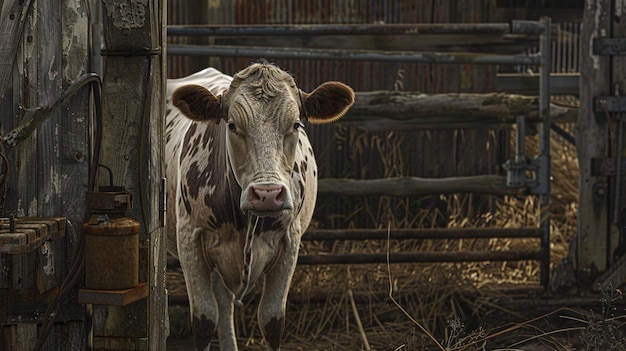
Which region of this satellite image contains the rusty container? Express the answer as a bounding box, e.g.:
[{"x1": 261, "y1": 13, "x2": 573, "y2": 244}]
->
[{"x1": 84, "y1": 186, "x2": 140, "y2": 290}]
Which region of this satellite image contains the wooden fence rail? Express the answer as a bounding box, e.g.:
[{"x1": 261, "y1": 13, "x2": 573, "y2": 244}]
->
[
  {"x1": 317, "y1": 175, "x2": 525, "y2": 197},
  {"x1": 302, "y1": 228, "x2": 544, "y2": 241},
  {"x1": 341, "y1": 91, "x2": 577, "y2": 130},
  {"x1": 297, "y1": 250, "x2": 543, "y2": 265}
]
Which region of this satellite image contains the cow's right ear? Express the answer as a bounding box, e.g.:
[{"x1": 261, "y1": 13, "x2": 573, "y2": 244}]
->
[{"x1": 172, "y1": 84, "x2": 222, "y2": 124}]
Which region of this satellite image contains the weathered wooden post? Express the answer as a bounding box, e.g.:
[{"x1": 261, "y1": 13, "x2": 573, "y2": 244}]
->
[
  {"x1": 0, "y1": 0, "x2": 90, "y2": 349},
  {"x1": 578, "y1": 0, "x2": 626, "y2": 287},
  {"x1": 84, "y1": 0, "x2": 167, "y2": 349}
]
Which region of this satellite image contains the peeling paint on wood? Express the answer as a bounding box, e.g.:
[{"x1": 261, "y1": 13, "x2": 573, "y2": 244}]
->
[
  {"x1": 103, "y1": 0, "x2": 149, "y2": 30},
  {"x1": 62, "y1": 2, "x2": 89, "y2": 80}
]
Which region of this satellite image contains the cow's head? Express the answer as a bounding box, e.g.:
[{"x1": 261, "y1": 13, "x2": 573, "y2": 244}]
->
[{"x1": 172, "y1": 63, "x2": 354, "y2": 217}]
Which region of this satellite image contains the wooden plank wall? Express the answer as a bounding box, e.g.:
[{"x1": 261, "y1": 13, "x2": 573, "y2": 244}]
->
[
  {"x1": 0, "y1": 0, "x2": 89, "y2": 350},
  {"x1": 1, "y1": 0, "x2": 168, "y2": 349}
]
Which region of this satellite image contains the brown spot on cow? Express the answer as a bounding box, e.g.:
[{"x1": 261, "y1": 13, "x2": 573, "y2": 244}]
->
[
  {"x1": 187, "y1": 161, "x2": 214, "y2": 200},
  {"x1": 263, "y1": 316, "x2": 285, "y2": 350},
  {"x1": 192, "y1": 314, "x2": 216, "y2": 351}
]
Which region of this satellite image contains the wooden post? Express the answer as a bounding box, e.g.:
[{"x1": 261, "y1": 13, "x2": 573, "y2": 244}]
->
[
  {"x1": 96, "y1": 0, "x2": 167, "y2": 350},
  {"x1": 613, "y1": 0, "x2": 626, "y2": 267},
  {"x1": 578, "y1": 0, "x2": 612, "y2": 285}
]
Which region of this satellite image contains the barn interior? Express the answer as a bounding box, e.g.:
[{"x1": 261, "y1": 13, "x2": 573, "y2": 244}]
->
[
  {"x1": 1, "y1": 0, "x2": 625, "y2": 350},
  {"x1": 164, "y1": 1, "x2": 622, "y2": 350}
]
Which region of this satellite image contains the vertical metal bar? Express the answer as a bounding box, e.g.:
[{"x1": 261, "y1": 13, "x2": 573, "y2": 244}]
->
[{"x1": 539, "y1": 17, "x2": 552, "y2": 288}]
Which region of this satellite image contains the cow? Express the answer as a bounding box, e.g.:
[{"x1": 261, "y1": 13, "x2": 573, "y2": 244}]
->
[{"x1": 165, "y1": 62, "x2": 354, "y2": 350}]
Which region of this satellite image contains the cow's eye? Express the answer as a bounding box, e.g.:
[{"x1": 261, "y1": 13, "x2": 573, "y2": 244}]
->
[
  {"x1": 294, "y1": 121, "x2": 305, "y2": 131},
  {"x1": 227, "y1": 121, "x2": 237, "y2": 132}
]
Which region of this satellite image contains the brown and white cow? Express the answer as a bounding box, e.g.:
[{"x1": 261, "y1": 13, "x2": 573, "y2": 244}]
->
[{"x1": 165, "y1": 63, "x2": 354, "y2": 350}]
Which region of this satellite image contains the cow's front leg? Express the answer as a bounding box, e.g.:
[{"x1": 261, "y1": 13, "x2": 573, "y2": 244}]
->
[
  {"x1": 257, "y1": 237, "x2": 301, "y2": 350},
  {"x1": 212, "y1": 271, "x2": 238, "y2": 350},
  {"x1": 178, "y1": 227, "x2": 218, "y2": 351}
]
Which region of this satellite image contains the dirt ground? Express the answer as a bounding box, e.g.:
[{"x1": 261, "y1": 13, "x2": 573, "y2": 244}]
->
[{"x1": 165, "y1": 263, "x2": 626, "y2": 351}]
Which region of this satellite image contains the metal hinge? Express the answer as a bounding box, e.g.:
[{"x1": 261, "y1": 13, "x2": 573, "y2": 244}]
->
[{"x1": 594, "y1": 96, "x2": 626, "y2": 113}]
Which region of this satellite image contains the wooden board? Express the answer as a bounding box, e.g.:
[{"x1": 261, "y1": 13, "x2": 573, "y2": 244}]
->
[
  {"x1": 0, "y1": 217, "x2": 66, "y2": 254},
  {"x1": 78, "y1": 283, "x2": 149, "y2": 306},
  {"x1": 577, "y1": 0, "x2": 612, "y2": 284},
  {"x1": 98, "y1": 0, "x2": 167, "y2": 349}
]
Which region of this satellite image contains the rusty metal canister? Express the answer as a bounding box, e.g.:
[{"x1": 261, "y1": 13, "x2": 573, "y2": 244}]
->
[{"x1": 84, "y1": 187, "x2": 140, "y2": 290}]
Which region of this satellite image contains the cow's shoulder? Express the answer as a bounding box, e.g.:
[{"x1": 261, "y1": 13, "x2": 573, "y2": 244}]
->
[{"x1": 166, "y1": 67, "x2": 234, "y2": 168}]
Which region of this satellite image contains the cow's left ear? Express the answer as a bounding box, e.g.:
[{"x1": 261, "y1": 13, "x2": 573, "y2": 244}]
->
[
  {"x1": 172, "y1": 84, "x2": 222, "y2": 124},
  {"x1": 301, "y1": 82, "x2": 355, "y2": 124}
]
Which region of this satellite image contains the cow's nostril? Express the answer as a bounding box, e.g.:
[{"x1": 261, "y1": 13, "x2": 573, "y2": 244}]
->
[{"x1": 276, "y1": 187, "x2": 287, "y2": 202}]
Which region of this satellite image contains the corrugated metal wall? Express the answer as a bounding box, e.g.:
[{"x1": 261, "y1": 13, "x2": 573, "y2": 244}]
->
[{"x1": 166, "y1": 1, "x2": 580, "y2": 230}]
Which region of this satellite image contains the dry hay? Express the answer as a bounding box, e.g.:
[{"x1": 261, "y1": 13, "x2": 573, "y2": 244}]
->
[{"x1": 166, "y1": 122, "x2": 625, "y2": 350}]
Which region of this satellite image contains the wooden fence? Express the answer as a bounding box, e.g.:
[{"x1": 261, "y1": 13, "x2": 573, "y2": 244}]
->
[{"x1": 166, "y1": 18, "x2": 554, "y2": 288}]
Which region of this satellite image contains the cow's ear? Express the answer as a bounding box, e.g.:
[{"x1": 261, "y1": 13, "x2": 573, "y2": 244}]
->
[
  {"x1": 301, "y1": 82, "x2": 355, "y2": 124},
  {"x1": 172, "y1": 84, "x2": 222, "y2": 124}
]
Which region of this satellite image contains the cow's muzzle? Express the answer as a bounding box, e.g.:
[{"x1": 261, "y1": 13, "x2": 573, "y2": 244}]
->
[{"x1": 241, "y1": 182, "x2": 293, "y2": 216}]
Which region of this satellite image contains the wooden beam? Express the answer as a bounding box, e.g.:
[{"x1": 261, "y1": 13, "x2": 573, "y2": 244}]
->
[
  {"x1": 340, "y1": 91, "x2": 577, "y2": 130},
  {"x1": 610, "y1": 1, "x2": 626, "y2": 274},
  {"x1": 302, "y1": 228, "x2": 544, "y2": 241},
  {"x1": 577, "y1": 0, "x2": 612, "y2": 285},
  {"x1": 318, "y1": 176, "x2": 524, "y2": 197},
  {"x1": 297, "y1": 250, "x2": 543, "y2": 265},
  {"x1": 78, "y1": 283, "x2": 149, "y2": 306},
  {"x1": 98, "y1": 0, "x2": 167, "y2": 350},
  {"x1": 214, "y1": 34, "x2": 538, "y2": 55}
]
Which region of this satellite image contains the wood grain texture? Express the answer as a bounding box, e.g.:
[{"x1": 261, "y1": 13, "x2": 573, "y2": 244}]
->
[
  {"x1": 0, "y1": 0, "x2": 34, "y2": 97},
  {"x1": 98, "y1": 0, "x2": 167, "y2": 349},
  {"x1": 0, "y1": 0, "x2": 89, "y2": 349},
  {"x1": 341, "y1": 91, "x2": 577, "y2": 130},
  {"x1": 577, "y1": 0, "x2": 611, "y2": 282},
  {"x1": 318, "y1": 175, "x2": 524, "y2": 197}
]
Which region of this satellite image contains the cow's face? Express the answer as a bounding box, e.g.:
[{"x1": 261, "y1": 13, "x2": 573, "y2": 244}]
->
[{"x1": 172, "y1": 63, "x2": 354, "y2": 217}]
